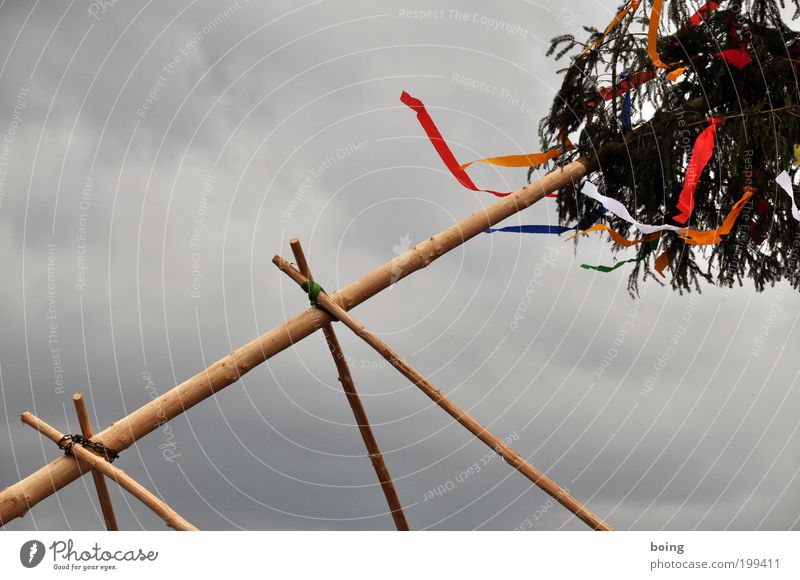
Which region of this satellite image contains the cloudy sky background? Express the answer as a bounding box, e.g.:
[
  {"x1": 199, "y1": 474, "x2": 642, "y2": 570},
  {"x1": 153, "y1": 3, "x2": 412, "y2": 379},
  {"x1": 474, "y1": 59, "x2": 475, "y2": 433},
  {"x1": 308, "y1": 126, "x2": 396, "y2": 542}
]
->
[{"x1": 0, "y1": 0, "x2": 798, "y2": 531}]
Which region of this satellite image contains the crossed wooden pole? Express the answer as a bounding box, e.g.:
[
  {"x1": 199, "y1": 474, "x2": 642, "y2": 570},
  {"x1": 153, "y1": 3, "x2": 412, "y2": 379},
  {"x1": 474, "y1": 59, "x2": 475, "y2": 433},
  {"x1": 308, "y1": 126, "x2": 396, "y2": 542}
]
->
[
  {"x1": 274, "y1": 254, "x2": 611, "y2": 530},
  {"x1": 21, "y1": 411, "x2": 197, "y2": 531},
  {"x1": 72, "y1": 393, "x2": 118, "y2": 531},
  {"x1": 0, "y1": 159, "x2": 611, "y2": 530},
  {"x1": 289, "y1": 239, "x2": 409, "y2": 530}
]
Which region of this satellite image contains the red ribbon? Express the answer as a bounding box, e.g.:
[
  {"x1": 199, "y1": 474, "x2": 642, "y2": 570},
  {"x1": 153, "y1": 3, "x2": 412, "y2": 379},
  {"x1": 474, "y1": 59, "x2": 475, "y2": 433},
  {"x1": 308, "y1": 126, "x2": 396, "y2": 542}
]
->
[
  {"x1": 685, "y1": 1, "x2": 719, "y2": 28},
  {"x1": 716, "y1": 45, "x2": 752, "y2": 69},
  {"x1": 599, "y1": 70, "x2": 658, "y2": 101},
  {"x1": 400, "y1": 91, "x2": 510, "y2": 197},
  {"x1": 673, "y1": 117, "x2": 722, "y2": 224},
  {"x1": 716, "y1": 18, "x2": 753, "y2": 69}
]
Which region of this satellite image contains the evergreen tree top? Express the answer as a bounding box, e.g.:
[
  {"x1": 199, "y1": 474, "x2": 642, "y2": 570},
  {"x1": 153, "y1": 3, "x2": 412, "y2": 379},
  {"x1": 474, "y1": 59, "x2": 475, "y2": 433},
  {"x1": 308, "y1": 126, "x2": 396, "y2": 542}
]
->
[{"x1": 539, "y1": 0, "x2": 800, "y2": 295}]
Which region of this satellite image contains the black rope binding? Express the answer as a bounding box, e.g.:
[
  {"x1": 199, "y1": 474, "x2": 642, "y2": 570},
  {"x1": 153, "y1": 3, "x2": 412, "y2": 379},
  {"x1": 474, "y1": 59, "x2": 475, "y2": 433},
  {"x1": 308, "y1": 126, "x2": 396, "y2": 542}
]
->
[{"x1": 57, "y1": 434, "x2": 120, "y2": 463}]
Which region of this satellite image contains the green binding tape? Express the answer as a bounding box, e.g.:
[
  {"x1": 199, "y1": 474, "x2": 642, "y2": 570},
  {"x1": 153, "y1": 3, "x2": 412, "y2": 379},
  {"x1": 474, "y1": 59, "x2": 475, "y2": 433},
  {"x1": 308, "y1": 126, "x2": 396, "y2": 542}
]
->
[{"x1": 300, "y1": 280, "x2": 326, "y2": 306}]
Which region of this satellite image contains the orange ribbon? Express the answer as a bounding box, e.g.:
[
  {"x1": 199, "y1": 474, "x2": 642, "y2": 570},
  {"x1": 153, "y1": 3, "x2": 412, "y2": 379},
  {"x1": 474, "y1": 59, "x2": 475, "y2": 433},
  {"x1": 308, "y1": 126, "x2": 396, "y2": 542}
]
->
[
  {"x1": 580, "y1": 0, "x2": 642, "y2": 58},
  {"x1": 571, "y1": 188, "x2": 754, "y2": 248},
  {"x1": 666, "y1": 66, "x2": 686, "y2": 81},
  {"x1": 678, "y1": 188, "x2": 755, "y2": 245},
  {"x1": 648, "y1": 0, "x2": 676, "y2": 69},
  {"x1": 567, "y1": 224, "x2": 661, "y2": 247},
  {"x1": 654, "y1": 247, "x2": 675, "y2": 277},
  {"x1": 459, "y1": 146, "x2": 568, "y2": 171}
]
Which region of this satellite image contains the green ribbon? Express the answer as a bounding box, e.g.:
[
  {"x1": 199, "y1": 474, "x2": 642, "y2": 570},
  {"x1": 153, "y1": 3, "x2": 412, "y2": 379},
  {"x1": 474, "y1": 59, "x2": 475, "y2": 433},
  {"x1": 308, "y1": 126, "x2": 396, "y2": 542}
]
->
[
  {"x1": 300, "y1": 280, "x2": 326, "y2": 305},
  {"x1": 580, "y1": 258, "x2": 640, "y2": 273},
  {"x1": 579, "y1": 240, "x2": 659, "y2": 273}
]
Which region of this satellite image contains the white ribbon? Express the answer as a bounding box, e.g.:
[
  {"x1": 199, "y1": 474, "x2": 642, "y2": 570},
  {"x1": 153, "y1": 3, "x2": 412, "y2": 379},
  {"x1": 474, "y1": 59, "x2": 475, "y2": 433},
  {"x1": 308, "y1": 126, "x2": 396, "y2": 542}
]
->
[
  {"x1": 776, "y1": 171, "x2": 800, "y2": 221},
  {"x1": 579, "y1": 182, "x2": 684, "y2": 234}
]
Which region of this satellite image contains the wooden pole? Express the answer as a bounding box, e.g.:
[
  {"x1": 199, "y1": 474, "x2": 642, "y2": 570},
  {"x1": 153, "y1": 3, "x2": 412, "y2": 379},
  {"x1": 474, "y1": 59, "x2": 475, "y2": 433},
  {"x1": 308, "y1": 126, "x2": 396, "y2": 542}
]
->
[
  {"x1": 72, "y1": 393, "x2": 119, "y2": 531},
  {"x1": 290, "y1": 239, "x2": 409, "y2": 531},
  {"x1": 273, "y1": 256, "x2": 613, "y2": 531},
  {"x1": 0, "y1": 159, "x2": 589, "y2": 526},
  {"x1": 20, "y1": 412, "x2": 198, "y2": 531}
]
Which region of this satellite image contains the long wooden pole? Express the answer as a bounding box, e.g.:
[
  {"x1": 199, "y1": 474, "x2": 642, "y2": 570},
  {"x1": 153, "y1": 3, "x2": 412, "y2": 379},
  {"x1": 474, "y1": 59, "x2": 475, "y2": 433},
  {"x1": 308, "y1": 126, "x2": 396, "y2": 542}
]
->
[
  {"x1": 72, "y1": 393, "x2": 119, "y2": 531},
  {"x1": 20, "y1": 412, "x2": 198, "y2": 531},
  {"x1": 273, "y1": 256, "x2": 613, "y2": 531},
  {"x1": 290, "y1": 239, "x2": 409, "y2": 531},
  {"x1": 0, "y1": 159, "x2": 589, "y2": 526}
]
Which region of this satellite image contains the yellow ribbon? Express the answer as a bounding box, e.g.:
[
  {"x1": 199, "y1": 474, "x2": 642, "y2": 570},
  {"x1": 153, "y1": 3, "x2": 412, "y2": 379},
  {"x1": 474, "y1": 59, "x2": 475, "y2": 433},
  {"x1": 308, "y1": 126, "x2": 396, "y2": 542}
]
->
[
  {"x1": 794, "y1": 144, "x2": 800, "y2": 166},
  {"x1": 649, "y1": 0, "x2": 676, "y2": 69}
]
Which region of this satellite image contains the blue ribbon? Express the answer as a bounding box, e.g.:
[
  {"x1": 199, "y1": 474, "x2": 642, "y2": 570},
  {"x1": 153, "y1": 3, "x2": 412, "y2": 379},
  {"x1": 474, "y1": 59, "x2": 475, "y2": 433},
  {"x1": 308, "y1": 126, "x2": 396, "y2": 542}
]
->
[
  {"x1": 484, "y1": 207, "x2": 608, "y2": 235},
  {"x1": 485, "y1": 224, "x2": 574, "y2": 234},
  {"x1": 620, "y1": 72, "x2": 633, "y2": 132}
]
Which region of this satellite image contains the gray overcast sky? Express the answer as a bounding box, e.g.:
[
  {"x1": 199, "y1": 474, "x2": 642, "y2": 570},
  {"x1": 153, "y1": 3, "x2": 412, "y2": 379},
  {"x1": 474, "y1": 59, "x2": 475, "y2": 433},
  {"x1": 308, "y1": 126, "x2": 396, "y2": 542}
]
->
[{"x1": 0, "y1": 0, "x2": 798, "y2": 531}]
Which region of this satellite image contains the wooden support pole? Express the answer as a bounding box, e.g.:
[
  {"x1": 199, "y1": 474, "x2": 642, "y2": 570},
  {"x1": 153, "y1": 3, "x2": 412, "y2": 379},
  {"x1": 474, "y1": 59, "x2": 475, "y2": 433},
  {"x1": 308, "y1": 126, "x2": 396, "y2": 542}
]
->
[
  {"x1": 72, "y1": 393, "x2": 119, "y2": 531},
  {"x1": 20, "y1": 412, "x2": 198, "y2": 531},
  {"x1": 0, "y1": 160, "x2": 589, "y2": 526},
  {"x1": 273, "y1": 256, "x2": 613, "y2": 531},
  {"x1": 290, "y1": 239, "x2": 409, "y2": 531}
]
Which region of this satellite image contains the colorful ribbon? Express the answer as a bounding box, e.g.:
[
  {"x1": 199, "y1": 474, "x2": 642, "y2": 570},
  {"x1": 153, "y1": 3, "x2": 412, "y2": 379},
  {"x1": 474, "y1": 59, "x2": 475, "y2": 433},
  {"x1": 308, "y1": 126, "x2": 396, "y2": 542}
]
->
[
  {"x1": 716, "y1": 19, "x2": 752, "y2": 69},
  {"x1": 580, "y1": 0, "x2": 641, "y2": 59},
  {"x1": 575, "y1": 185, "x2": 750, "y2": 275},
  {"x1": 603, "y1": 0, "x2": 716, "y2": 98},
  {"x1": 459, "y1": 147, "x2": 567, "y2": 171},
  {"x1": 717, "y1": 46, "x2": 752, "y2": 68},
  {"x1": 573, "y1": 180, "x2": 756, "y2": 247},
  {"x1": 620, "y1": 79, "x2": 633, "y2": 131},
  {"x1": 673, "y1": 117, "x2": 722, "y2": 224},
  {"x1": 579, "y1": 240, "x2": 659, "y2": 274},
  {"x1": 795, "y1": 145, "x2": 800, "y2": 166},
  {"x1": 581, "y1": 258, "x2": 640, "y2": 273},
  {"x1": 401, "y1": 91, "x2": 510, "y2": 197},
  {"x1": 599, "y1": 66, "x2": 683, "y2": 103},
  {"x1": 777, "y1": 171, "x2": 800, "y2": 221},
  {"x1": 486, "y1": 224, "x2": 573, "y2": 235},
  {"x1": 569, "y1": 224, "x2": 661, "y2": 247},
  {"x1": 666, "y1": 66, "x2": 686, "y2": 81},
  {"x1": 686, "y1": 1, "x2": 720, "y2": 28},
  {"x1": 678, "y1": 188, "x2": 755, "y2": 245},
  {"x1": 599, "y1": 70, "x2": 657, "y2": 101},
  {"x1": 579, "y1": 181, "x2": 685, "y2": 235},
  {"x1": 401, "y1": 91, "x2": 572, "y2": 196},
  {"x1": 413, "y1": 1, "x2": 676, "y2": 181},
  {"x1": 648, "y1": 0, "x2": 676, "y2": 69},
  {"x1": 654, "y1": 247, "x2": 675, "y2": 277},
  {"x1": 576, "y1": 184, "x2": 753, "y2": 246},
  {"x1": 485, "y1": 207, "x2": 607, "y2": 235}
]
